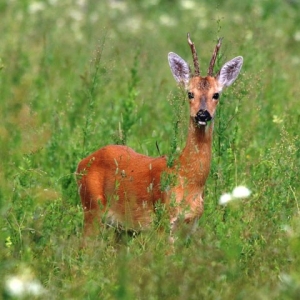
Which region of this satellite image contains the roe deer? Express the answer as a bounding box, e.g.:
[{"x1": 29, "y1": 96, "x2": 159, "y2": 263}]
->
[{"x1": 76, "y1": 34, "x2": 243, "y2": 241}]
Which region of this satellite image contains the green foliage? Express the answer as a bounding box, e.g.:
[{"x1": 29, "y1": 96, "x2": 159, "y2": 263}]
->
[
  {"x1": 81, "y1": 36, "x2": 107, "y2": 156},
  {"x1": 113, "y1": 50, "x2": 140, "y2": 145},
  {"x1": 167, "y1": 88, "x2": 187, "y2": 167},
  {"x1": 1, "y1": 0, "x2": 300, "y2": 299}
]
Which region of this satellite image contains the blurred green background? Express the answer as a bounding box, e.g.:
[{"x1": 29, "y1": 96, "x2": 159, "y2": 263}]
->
[{"x1": 1, "y1": 0, "x2": 300, "y2": 299}]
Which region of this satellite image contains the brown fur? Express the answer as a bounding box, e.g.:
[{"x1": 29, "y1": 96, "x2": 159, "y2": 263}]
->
[{"x1": 76, "y1": 75, "x2": 221, "y2": 240}]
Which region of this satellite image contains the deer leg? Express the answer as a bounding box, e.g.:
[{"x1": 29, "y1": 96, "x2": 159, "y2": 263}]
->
[
  {"x1": 78, "y1": 177, "x2": 106, "y2": 242},
  {"x1": 82, "y1": 200, "x2": 101, "y2": 238}
]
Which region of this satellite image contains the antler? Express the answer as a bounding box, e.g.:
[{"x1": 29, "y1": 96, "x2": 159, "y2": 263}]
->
[
  {"x1": 187, "y1": 33, "x2": 200, "y2": 76},
  {"x1": 207, "y1": 37, "x2": 223, "y2": 76}
]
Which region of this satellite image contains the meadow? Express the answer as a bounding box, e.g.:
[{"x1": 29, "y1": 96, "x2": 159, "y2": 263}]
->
[{"x1": 1, "y1": 0, "x2": 300, "y2": 298}]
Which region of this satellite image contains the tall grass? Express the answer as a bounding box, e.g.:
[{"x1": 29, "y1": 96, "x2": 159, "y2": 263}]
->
[{"x1": 1, "y1": 0, "x2": 300, "y2": 299}]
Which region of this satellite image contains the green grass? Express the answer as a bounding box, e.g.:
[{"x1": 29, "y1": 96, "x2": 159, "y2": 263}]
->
[{"x1": 1, "y1": 0, "x2": 300, "y2": 299}]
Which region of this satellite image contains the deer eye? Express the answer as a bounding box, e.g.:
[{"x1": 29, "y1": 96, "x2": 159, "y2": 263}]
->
[
  {"x1": 212, "y1": 93, "x2": 219, "y2": 100},
  {"x1": 188, "y1": 92, "x2": 194, "y2": 99}
]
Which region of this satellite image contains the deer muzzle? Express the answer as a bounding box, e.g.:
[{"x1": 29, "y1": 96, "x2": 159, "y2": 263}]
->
[{"x1": 195, "y1": 109, "x2": 212, "y2": 126}]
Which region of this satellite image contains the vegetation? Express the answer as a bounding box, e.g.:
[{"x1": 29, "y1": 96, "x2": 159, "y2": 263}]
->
[{"x1": 1, "y1": 0, "x2": 300, "y2": 298}]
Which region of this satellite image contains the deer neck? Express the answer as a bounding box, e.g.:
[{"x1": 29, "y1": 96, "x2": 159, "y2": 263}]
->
[{"x1": 177, "y1": 118, "x2": 214, "y2": 187}]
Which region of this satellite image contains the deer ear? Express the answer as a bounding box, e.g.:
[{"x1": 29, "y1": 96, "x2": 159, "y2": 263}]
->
[
  {"x1": 217, "y1": 56, "x2": 243, "y2": 87},
  {"x1": 168, "y1": 52, "x2": 190, "y2": 88}
]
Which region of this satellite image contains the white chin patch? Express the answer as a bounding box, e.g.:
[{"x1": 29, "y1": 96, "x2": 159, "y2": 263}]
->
[{"x1": 198, "y1": 121, "x2": 207, "y2": 126}]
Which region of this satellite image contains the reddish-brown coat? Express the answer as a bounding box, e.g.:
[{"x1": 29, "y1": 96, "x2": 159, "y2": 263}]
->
[
  {"x1": 76, "y1": 76, "x2": 216, "y2": 238},
  {"x1": 76, "y1": 38, "x2": 243, "y2": 240}
]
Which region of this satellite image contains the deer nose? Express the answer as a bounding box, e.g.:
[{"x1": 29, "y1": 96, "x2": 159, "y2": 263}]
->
[{"x1": 195, "y1": 109, "x2": 212, "y2": 126}]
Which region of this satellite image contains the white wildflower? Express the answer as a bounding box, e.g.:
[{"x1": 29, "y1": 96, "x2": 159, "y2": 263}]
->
[
  {"x1": 219, "y1": 193, "x2": 233, "y2": 205},
  {"x1": 232, "y1": 186, "x2": 251, "y2": 198},
  {"x1": 5, "y1": 268, "x2": 46, "y2": 298},
  {"x1": 28, "y1": 2, "x2": 46, "y2": 14},
  {"x1": 273, "y1": 115, "x2": 283, "y2": 124},
  {"x1": 181, "y1": 0, "x2": 196, "y2": 10},
  {"x1": 219, "y1": 185, "x2": 251, "y2": 205},
  {"x1": 279, "y1": 273, "x2": 294, "y2": 285},
  {"x1": 5, "y1": 277, "x2": 24, "y2": 297}
]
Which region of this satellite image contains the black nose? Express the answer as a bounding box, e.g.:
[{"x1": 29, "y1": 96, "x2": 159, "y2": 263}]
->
[{"x1": 195, "y1": 110, "x2": 212, "y2": 124}]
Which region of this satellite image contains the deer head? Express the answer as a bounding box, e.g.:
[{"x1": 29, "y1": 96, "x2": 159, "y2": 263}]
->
[{"x1": 168, "y1": 34, "x2": 243, "y2": 127}]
